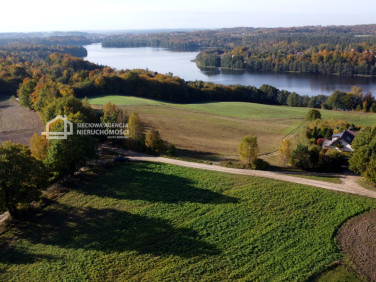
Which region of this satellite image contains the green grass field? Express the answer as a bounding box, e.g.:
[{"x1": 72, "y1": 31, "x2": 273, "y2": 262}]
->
[
  {"x1": 1, "y1": 162, "x2": 374, "y2": 280},
  {"x1": 89, "y1": 95, "x2": 376, "y2": 125}
]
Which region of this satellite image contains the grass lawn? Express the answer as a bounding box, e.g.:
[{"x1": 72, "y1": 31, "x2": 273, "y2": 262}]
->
[
  {"x1": 89, "y1": 96, "x2": 376, "y2": 163},
  {"x1": 0, "y1": 162, "x2": 374, "y2": 281},
  {"x1": 89, "y1": 96, "x2": 166, "y2": 106}
]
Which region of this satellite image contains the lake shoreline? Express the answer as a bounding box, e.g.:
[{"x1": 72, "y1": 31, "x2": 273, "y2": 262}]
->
[
  {"x1": 84, "y1": 44, "x2": 376, "y2": 97},
  {"x1": 196, "y1": 62, "x2": 376, "y2": 78}
]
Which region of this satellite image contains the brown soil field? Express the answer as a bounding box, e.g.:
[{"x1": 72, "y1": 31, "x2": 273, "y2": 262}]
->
[
  {"x1": 337, "y1": 209, "x2": 376, "y2": 281},
  {"x1": 0, "y1": 98, "x2": 43, "y2": 145}
]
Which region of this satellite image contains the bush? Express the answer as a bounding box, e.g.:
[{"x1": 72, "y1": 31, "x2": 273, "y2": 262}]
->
[
  {"x1": 167, "y1": 144, "x2": 177, "y2": 156},
  {"x1": 306, "y1": 109, "x2": 322, "y2": 121},
  {"x1": 251, "y1": 158, "x2": 269, "y2": 170},
  {"x1": 291, "y1": 143, "x2": 344, "y2": 172},
  {"x1": 317, "y1": 138, "x2": 325, "y2": 146},
  {"x1": 319, "y1": 149, "x2": 345, "y2": 172},
  {"x1": 290, "y1": 144, "x2": 312, "y2": 170}
]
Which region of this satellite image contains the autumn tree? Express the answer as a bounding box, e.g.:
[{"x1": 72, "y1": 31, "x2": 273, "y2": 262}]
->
[
  {"x1": 279, "y1": 138, "x2": 291, "y2": 166},
  {"x1": 128, "y1": 112, "x2": 143, "y2": 140},
  {"x1": 101, "y1": 102, "x2": 119, "y2": 124},
  {"x1": 94, "y1": 76, "x2": 106, "y2": 88},
  {"x1": 44, "y1": 112, "x2": 97, "y2": 177},
  {"x1": 18, "y1": 78, "x2": 36, "y2": 109},
  {"x1": 145, "y1": 129, "x2": 164, "y2": 154},
  {"x1": 101, "y1": 102, "x2": 127, "y2": 125},
  {"x1": 238, "y1": 134, "x2": 259, "y2": 165},
  {"x1": 30, "y1": 133, "x2": 48, "y2": 160},
  {"x1": 0, "y1": 141, "x2": 47, "y2": 218}
]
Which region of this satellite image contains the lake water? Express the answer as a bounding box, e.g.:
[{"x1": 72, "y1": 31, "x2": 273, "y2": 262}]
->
[{"x1": 84, "y1": 44, "x2": 376, "y2": 96}]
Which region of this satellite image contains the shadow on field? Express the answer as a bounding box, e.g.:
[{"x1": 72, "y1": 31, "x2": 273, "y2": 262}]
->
[
  {"x1": 176, "y1": 148, "x2": 220, "y2": 162},
  {"x1": 11, "y1": 203, "x2": 219, "y2": 257},
  {"x1": 75, "y1": 163, "x2": 238, "y2": 204},
  {"x1": 0, "y1": 247, "x2": 57, "y2": 265}
]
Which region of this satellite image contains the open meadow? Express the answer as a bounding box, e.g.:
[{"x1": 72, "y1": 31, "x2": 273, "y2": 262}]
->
[
  {"x1": 90, "y1": 96, "x2": 376, "y2": 162},
  {"x1": 0, "y1": 162, "x2": 374, "y2": 281}
]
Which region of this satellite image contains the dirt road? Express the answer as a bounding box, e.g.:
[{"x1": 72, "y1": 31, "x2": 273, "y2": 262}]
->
[{"x1": 103, "y1": 145, "x2": 376, "y2": 199}]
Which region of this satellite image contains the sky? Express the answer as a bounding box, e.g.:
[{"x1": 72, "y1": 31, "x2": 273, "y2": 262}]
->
[{"x1": 1, "y1": 0, "x2": 376, "y2": 32}]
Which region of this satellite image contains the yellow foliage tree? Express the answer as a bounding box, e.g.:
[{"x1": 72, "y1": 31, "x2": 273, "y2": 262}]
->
[
  {"x1": 30, "y1": 133, "x2": 48, "y2": 161},
  {"x1": 278, "y1": 138, "x2": 291, "y2": 167},
  {"x1": 238, "y1": 134, "x2": 259, "y2": 165},
  {"x1": 128, "y1": 112, "x2": 143, "y2": 140},
  {"x1": 94, "y1": 76, "x2": 106, "y2": 88},
  {"x1": 145, "y1": 129, "x2": 164, "y2": 154}
]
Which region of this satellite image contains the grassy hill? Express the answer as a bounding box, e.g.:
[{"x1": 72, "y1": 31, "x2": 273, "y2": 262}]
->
[
  {"x1": 0, "y1": 162, "x2": 374, "y2": 280},
  {"x1": 89, "y1": 95, "x2": 376, "y2": 125},
  {"x1": 89, "y1": 96, "x2": 376, "y2": 162}
]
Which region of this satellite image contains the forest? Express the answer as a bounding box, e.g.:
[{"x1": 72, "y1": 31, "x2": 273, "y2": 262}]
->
[
  {"x1": 195, "y1": 45, "x2": 376, "y2": 76},
  {"x1": 101, "y1": 25, "x2": 376, "y2": 76},
  {"x1": 0, "y1": 34, "x2": 92, "y2": 46},
  {"x1": 101, "y1": 25, "x2": 376, "y2": 51},
  {"x1": 0, "y1": 26, "x2": 376, "y2": 113}
]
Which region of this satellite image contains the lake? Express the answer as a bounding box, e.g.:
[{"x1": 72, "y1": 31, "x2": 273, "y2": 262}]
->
[{"x1": 84, "y1": 44, "x2": 376, "y2": 96}]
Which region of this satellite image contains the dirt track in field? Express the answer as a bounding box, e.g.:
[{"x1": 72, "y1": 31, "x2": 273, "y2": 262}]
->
[
  {"x1": 337, "y1": 210, "x2": 376, "y2": 281},
  {"x1": 0, "y1": 98, "x2": 43, "y2": 145},
  {"x1": 102, "y1": 145, "x2": 376, "y2": 199}
]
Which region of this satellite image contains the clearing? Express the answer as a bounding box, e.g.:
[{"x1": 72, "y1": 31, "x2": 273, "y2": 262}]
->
[{"x1": 0, "y1": 162, "x2": 375, "y2": 280}]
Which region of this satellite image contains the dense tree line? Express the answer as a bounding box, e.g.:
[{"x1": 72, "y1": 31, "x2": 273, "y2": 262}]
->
[
  {"x1": 1, "y1": 49, "x2": 375, "y2": 113},
  {"x1": 102, "y1": 25, "x2": 376, "y2": 52},
  {"x1": 0, "y1": 44, "x2": 88, "y2": 61},
  {"x1": 1, "y1": 49, "x2": 374, "y2": 113},
  {"x1": 102, "y1": 25, "x2": 376, "y2": 77},
  {"x1": 196, "y1": 45, "x2": 376, "y2": 76},
  {"x1": 0, "y1": 35, "x2": 92, "y2": 46}
]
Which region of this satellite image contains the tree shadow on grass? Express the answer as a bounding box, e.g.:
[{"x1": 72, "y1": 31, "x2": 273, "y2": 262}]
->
[
  {"x1": 175, "y1": 148, "x2": 221, "y2": 162},
  {"x1": 12, "y1": 203, "x2": 219, "y2": 257},
  {"x1": 76, "y1": 162, "x2": 238, "y2": 204},
  {"x1": 0, "y1": 247, "x2": 57, "y2": 266}
]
